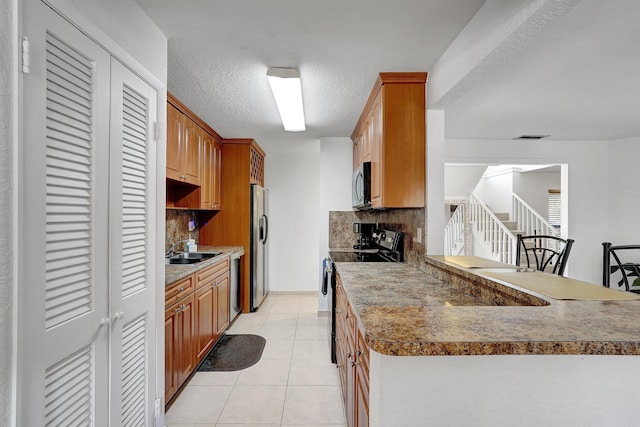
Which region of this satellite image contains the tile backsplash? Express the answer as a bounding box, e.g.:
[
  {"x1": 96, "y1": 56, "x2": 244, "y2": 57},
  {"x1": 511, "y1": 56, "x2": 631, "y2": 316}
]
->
[
  {"x1": 165, "y1": 210, "x2": 199, "y2": 252},
  {"x1": 329, "y1": 208, "x2": 426, "y2": 270}
]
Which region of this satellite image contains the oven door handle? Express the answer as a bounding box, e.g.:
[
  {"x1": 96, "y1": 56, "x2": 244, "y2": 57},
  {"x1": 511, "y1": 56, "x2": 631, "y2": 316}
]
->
[{"x1": 321, "y1": 258, "x2": 331, "y2": 296}]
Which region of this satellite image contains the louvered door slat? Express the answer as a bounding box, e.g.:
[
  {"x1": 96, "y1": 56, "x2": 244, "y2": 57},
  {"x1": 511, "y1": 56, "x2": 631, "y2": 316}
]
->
[
  {"x1": 120, "y1": 315, "x2": 147, "y2": 426},
  {"x1": 44, "y1": 346, "x2": 94, "y2": 426}
]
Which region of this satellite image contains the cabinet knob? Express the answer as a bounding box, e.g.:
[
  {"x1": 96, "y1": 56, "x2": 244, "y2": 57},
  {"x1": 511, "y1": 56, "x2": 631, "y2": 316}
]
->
[
  {"x1": 175, "y1": 306, "x2": 182, "y2": 313},
  {"x1": 99, "y1": 317, "x2": 111, "y2": 326},
  {"x1": 114, "y1": 311, "x2": 124, "y2": 320},
  {"x1": 178, "y1": 287, "x2": 184, "y2": 292}
]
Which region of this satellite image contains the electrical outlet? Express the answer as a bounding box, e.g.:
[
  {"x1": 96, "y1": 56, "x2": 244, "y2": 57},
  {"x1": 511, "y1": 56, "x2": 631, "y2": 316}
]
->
[
  {"x1": 416, "y1": 227, "x2": 422, "y2": 243},
  {"x1": 188, "y1": 219, "x2": 195, "y2": 232}
]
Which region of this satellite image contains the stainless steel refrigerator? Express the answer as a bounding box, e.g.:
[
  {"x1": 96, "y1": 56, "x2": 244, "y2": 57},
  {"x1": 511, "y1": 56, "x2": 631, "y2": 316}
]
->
[{"x1": 250, "y1": 184, "x2": 269, "y2": 311}]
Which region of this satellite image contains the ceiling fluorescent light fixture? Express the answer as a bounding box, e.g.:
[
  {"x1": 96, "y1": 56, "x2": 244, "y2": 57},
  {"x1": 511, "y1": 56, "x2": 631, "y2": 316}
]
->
[{"x1": 267, "y1": 67, "x2": 306, "y2": 131}]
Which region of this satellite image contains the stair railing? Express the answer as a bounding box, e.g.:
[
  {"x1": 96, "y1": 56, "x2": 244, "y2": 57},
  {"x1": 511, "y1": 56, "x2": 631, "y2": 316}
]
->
[
  {"x1": 512, "y1": 193, "x2": 559, "y2": 237},
  {"x1": 469, "y1": 193, "x2": 517, "y2": 264},
  {"x1": 444, "y1": 204, "x2": 465, "y2": 256}
]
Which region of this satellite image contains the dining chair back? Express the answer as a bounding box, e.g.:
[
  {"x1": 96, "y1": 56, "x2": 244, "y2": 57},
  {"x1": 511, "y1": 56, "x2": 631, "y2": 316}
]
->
[
  {"x1": 602, "y1": 242, "x2": 640, "y2": 293},
  {"x1": 515, "y1": 234, "x2": 574, "y2": 276}
]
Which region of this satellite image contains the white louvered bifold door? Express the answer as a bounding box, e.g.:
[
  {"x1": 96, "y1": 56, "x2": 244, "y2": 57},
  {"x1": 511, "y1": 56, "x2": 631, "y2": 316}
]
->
[
  {"x1": 21, "y1": 2, "x2": 111, "y2": 426},
  {"x1": 108, "y1": 59, "x2": 158, "y2": 426}
]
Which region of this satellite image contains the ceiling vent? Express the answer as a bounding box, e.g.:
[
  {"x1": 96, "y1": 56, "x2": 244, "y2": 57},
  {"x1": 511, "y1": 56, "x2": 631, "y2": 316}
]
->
[{"x1": 513, "y1": 135, "x2": 550, "y2": 140}]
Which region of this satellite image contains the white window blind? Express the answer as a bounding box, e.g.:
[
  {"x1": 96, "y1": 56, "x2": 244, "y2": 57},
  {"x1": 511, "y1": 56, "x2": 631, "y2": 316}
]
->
[{"x1": 548, "y1": 189, "x2": 561, "y2": 230}]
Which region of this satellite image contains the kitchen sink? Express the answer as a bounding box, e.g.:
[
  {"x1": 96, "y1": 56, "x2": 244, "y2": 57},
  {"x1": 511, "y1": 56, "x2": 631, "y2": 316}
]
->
[{"x1": 166, "y1": 252, "x2": 221, "y2": 265}]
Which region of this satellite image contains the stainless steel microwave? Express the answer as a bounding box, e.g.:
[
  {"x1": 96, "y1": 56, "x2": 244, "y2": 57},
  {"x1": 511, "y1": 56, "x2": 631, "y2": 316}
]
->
[{"x1": 352, "y1": 162, "x2": 371, "y2": 209}]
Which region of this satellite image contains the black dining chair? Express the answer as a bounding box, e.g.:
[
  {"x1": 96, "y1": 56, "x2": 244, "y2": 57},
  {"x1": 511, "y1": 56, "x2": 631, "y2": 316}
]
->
[
  {"x1": 515, "y1": 234, "x2": 574, "y2": 276},
  {"x1": 602, "y1": 242, "x2": 640, "y2": 293}
]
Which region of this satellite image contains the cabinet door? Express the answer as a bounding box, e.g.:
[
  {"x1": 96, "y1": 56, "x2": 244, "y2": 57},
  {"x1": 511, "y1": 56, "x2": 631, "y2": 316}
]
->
[
  {"x1": 182, "y1": 116, "x2": 202, "y2": 185},
  {"x1": 21, "y1": 4, "x2": 111, "y2": 425},
  {"x1": 355, "y1": 372, "x2": 369, "y2": 427},
  {"x1": 215, "y1": 273, "x2": 230, "y2": 338},
  {"x1": 178, "y1": 294, "x2": 196, "y2": 385},
  {"x1": 211, "y1": 139, "x2": 222, "y2": 209},
  {"x1": 166, "y1": 103, "x2": 183, "y2": 181},
  {"x1": 164, "y1": 306, "x2": 179, "y2": 402},
  {"x1": 200, "y1": 131, "x2": 213, "y2": 209},
  {"x1": 370, "y1": 93, "x2": 383, "y2": 208},
  {"x1": 194, "y1": 285, "x2": 215, "y2": 362},
  {"x1": 352, "y1": 135, "x2": 362, "y2": 171}
]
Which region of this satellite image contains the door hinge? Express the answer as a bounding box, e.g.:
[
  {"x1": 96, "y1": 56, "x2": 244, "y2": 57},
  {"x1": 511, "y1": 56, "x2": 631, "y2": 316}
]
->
[
  {"x1": 21, "y1": 36, "x2": 31, "y2": 74},
  {"x1": 153, "y1": 122, "x2": 161, "y2": 141},
  {"x1": 154, "y1": 398, "x2": 162, "y2": 418}
]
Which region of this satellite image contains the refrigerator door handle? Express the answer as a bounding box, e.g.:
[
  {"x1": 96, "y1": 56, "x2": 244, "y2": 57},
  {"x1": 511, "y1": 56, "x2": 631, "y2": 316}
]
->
[{"x1": 260, "y1": 214, "x2": 268, "y2": 243}]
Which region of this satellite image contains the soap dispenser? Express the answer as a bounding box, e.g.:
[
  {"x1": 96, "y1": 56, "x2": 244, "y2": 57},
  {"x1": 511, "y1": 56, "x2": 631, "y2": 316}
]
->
[{"x1": 186, "y1": 234, "x2": 197, "y2": 252}]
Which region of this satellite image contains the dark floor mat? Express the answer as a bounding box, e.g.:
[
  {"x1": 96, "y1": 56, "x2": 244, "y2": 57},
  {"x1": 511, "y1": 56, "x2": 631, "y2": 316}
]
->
[{"x1": 198, "y1": 334, "x2": 266, "y2": 371}]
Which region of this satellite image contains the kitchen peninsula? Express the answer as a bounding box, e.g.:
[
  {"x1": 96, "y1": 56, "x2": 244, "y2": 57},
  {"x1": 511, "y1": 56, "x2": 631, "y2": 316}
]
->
[{"x1": 334, "y1": 256, "x2": 640, "y2": 426}]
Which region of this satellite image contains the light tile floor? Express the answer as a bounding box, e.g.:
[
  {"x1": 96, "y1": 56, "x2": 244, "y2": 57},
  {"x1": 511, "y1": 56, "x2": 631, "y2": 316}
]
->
[{"x1": 165, "y1": 293, "x2": 346, "y2": 427}]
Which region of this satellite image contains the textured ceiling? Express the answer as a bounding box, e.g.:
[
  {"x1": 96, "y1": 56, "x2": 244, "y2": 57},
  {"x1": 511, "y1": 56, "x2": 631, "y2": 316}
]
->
[
  {"x1": 134, "y1": 0, "x2": 640, "y2": 149},
  {"x1": 133, "y1": 0, "x2": 486, "y2": 150}
]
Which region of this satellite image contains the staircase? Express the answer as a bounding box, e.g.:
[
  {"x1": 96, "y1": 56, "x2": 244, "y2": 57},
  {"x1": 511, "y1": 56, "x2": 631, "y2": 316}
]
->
[
  {"x1": 468, "y1": 193, "x2": 517, "y2": 263},
  {"x1": 466, "y1": 192, "x2": 558, "y2": 264},
  {"x1": 444, "y1": 204, "x2": 465, "y2": 256}
]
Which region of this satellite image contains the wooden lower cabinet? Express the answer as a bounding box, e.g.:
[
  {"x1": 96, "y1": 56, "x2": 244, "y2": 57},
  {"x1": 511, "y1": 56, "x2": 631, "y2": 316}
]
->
[
  {"x1": 215, "y1": 272, "x2": 230, "y2": 338},
  {"x1": 336, "y1": 275, "x2": 370, "y2": 427},
  {"x1": 164, "y1": 293, "x2": 195, "y2": 403},
  {"x1": 194, "y1": 284, "x2": 215, "y2": 361},
  {"x1": 355, "y1": 328, "x2": 370, "y2": 427},
  {"x1": 165, "y1": 257, "x2": 231, "y2": 405}
]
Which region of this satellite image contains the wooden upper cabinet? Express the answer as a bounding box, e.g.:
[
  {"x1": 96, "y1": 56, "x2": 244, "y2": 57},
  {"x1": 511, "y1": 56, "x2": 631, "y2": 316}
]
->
[
  {"x1": 182, "y1": 116, "x2": 202, "y2": 185},
  {"x1": 166, "y1": 103, "x2": 183, "y2": 180},
  {"x1": 249, "y1": 144, "x2": 265, "y2": 186},
  {"x1": 352, "y1": 72, "x2": 427, "y2": 209},
  {"x1": 211, "y1": 139, "x2": 222, "y2": 208},
  {"x1": 166, "y1": 92, "x2": 224, "y2": 210},
  {"x1": 166, "y1": 101, "x2": 201, "y2": 186},
  {"x1": 200, "y1": 130, "x2": 213, "y2": 209}
]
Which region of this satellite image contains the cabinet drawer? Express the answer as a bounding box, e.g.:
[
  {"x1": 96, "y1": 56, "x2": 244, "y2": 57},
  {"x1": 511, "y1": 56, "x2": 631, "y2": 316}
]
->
[
  {"x1": 165, "y1": 275, "x2": 195, "y2": 308},
  {"x1": 196, "y1": 257, "x2": 229, "y2": 288}
]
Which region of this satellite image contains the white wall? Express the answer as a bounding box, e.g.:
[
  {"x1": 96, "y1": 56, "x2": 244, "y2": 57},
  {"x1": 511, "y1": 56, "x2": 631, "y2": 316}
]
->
[
  {"x1": 473, "y1": 168, "x2": 514, "y2": 214},
  {"x1": 264, "y1": 141, "x2": 322, "y2": 293},
  {"x1": 444, "y1": 165, "x2": 487, "y2": 199},
  {"x1": 318, "y1": 137, "x2": 353, "y2": 310},
  {"x1": 46, "y1": 0, "x2": 167, "y2": 85},
  {"x1": 0, "y1": 0, "x2": 16, "y2": 424},
  {"x1": 443, "y1": 138, "x2": 609, "y2": 283},
  {"x1": 607, "y1": 136, "x2": 640, "y2": 245},
  {"x1": 513, "y1": 170, "x2": 561, "y2": 218}
]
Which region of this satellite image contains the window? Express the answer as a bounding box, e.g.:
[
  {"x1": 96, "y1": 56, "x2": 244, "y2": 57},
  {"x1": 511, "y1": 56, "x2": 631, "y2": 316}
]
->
[{"x1": 548, "y1": 189, "x2": 561, "y2": 231}]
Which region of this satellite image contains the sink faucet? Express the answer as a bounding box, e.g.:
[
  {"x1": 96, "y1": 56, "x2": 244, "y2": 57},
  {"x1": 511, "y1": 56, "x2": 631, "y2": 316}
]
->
[{"x1": 165, "y1": 240, "x2": 189, "y2": 258}]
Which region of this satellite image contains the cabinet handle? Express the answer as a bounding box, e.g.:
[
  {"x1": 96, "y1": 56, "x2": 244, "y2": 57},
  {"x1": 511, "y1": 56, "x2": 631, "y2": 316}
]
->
[
  {"x1": 336, "y1": 337, "x2": 341, "y2": 341},
  {"x1": 178, "y1": 287, "x2": 184, "y2": 292},
  {"x1": 99, "y1": 317, "x2": 111, "y2": 326},
  {"x1": 114, "y1": 311, "x2": 124, "y2": 320},
  {"x1": 175, "y1": 306, "x2": 182, "y2": 313}
]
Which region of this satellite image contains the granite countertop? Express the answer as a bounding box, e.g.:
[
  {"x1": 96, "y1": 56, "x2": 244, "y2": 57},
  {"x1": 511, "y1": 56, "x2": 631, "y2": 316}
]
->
[
  {"x1": 165, "y1": 245, "x2": 244, "y2": 285},
  {"x1": 334, "y1": 256, "x2": 640, "y2": 356}
]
